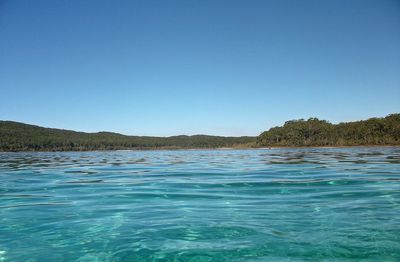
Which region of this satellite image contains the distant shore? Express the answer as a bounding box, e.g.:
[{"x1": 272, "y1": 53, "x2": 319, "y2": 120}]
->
[
  {"x1": 1, "y1": 144, "x2": 399, "y2": 153},
  {"x1": 1, "y1": 114, "x2": 399, "y2": 152}
]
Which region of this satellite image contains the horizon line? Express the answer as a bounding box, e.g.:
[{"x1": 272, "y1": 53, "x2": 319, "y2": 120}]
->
[{"x1": 1, "y1": 112, "x2": 398, "y2": 138}]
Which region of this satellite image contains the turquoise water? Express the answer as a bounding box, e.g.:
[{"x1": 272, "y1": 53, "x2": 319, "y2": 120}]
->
[{"x1": 0, "y1": 148, "x2": 399, "y2": 261}]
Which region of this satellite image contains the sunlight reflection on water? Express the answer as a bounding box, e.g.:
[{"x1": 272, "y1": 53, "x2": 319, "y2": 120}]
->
[{"x1": 0, "y1": 147, "x2": 399, "y2": 261}]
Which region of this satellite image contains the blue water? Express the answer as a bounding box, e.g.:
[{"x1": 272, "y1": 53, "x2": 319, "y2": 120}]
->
[{"x1": 0, "y1": 148, "x2": 399, "y2": 261}]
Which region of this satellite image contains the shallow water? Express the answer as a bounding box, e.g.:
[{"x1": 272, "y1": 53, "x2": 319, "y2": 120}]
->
[{"x1": 0, "y1": 147, "x2": 399, "y2": 261}]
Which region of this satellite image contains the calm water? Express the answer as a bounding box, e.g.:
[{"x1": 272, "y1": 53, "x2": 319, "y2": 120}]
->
[{"x1": 0, "y1": 148, "x2": 399, "y2": 261}]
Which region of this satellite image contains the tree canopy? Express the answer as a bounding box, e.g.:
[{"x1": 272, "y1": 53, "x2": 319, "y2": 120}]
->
[
  {"x1": 0, "y1": 121, "x2": 255, "y2": 151},
  {"x1": 257, "y1": 114, "x2": 400, "y2": 147},
  {"x1": 1, "y1": 114, "x2": 399, "y2": 151}
]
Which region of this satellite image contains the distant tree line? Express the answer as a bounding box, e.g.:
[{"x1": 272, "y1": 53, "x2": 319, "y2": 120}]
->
[
  {"x1": 1, "y1": 114, "x2": 399, "y2": 151},
  {"x1": 0, "y1": 121, "x2": 255, "y2": 151},
  {"x1": 257, "y1": 114, "x2": 400, "y2": 147}
]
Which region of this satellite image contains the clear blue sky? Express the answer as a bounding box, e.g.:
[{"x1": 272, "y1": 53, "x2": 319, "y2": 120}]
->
[{"x1": 0, "y1": 0, "x2": 399, "y2": 136}]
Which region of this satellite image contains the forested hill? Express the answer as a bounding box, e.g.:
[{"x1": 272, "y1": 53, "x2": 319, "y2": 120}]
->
[
  {"x1": 1, "y1": 114, "x2": 399, "y2": 151},
  {"x1": 257, "y1": 114, "x2": 400, "y2": 147},
  {"x1": 0, "y1": 121, "x2": 256, "y2": 151}
]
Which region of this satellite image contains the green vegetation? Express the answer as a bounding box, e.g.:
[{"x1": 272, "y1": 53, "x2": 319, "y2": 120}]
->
[
  {"x1": 257, "y1": 113, "x2": 400, "y2": 147},
  {"x1": 0, "y1": 121, "x2": 255, "y2": 151},
  {"x1": 1, "y1": 114, "x2": 399, "y2": 151}
]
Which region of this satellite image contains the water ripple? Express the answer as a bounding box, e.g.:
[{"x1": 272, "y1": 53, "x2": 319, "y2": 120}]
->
[{"x1": 0, "y1": 147, "x2": 399, "y2": 261}]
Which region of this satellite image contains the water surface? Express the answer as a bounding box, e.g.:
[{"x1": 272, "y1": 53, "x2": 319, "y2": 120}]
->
[{"x1": 1, "y1": 147, "x2": 399, "y2": 261}]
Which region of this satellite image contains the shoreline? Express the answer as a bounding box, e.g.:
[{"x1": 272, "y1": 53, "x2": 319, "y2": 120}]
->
[{"x1": 1, "y1": 144, "x2": 399, "y2": 153}]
